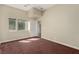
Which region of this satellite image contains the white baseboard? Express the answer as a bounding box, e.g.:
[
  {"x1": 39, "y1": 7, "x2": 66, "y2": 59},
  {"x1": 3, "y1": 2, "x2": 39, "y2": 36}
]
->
[
  {"x1": 0, "y1": 36, "x2": 31, "y2": 43},
  {"x1": 42, "y1": 37, "x2": 79, "y2": 50}
]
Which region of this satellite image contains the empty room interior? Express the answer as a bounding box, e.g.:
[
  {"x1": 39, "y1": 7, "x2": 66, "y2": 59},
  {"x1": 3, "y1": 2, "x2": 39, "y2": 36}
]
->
[{"x1": 0, "y1": 4, "x2": 79, "y2": 54}]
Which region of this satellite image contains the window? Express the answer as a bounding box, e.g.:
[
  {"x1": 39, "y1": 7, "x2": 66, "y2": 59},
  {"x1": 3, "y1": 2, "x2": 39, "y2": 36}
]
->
[
  {"x1": 25, "y1": 21, "x2": 30, "y2": 31},
  {"x1": 9, "y1": 18, "x2": 16, "y2": 30},
  {"x1": 18, "y1": 20, "x2": 25, "y2": 30},
  {"x1": 27, "y1": 21, "x2": 31, "y2": 31},
  {"x1": 8, "y1": 18, "x2": 30, "y2": 32}
]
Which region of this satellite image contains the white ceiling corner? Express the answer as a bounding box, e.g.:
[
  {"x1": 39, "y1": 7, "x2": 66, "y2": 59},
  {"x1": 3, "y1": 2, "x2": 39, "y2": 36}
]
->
[{"x1": 5, "y1": 4, "x2": 55, "y2": 11}]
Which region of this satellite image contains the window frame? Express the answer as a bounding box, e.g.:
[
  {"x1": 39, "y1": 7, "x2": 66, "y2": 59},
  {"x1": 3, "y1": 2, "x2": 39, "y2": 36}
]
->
[
  {"x1": 8, "y1": 18, "x2": 17, "y2": 32},
  {"x1": 17, "y1": 19, "x2": 26, "y2": 31},
  {"x1": 8, "y1": 18, "x2": 30, "y2": 32}
]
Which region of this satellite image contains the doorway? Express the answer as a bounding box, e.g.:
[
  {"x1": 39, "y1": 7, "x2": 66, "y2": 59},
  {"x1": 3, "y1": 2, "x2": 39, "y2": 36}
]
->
[{"x1": 30, "y1": 20, "x2": 41, "y2": 37}]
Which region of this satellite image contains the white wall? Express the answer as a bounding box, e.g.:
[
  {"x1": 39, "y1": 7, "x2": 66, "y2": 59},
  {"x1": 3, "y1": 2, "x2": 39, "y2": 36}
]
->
[
  {"x1": 0, "y1": 5, "x2": 31, "y2": 43},
  {"x1": 40, "y1": 4, "x2": 79, "y2": 49}
]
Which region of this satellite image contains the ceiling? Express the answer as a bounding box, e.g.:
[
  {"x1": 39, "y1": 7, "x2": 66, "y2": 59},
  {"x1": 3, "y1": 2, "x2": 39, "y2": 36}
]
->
[{"x1": 5, "y1": 4, "x2": 54, "y2": 11}]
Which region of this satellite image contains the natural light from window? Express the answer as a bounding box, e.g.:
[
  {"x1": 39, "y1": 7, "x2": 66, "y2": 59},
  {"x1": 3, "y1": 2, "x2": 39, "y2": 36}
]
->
[
  {"x1": 28, "y1": 21, "x2": 30, "y2": 32},
  {"x1": 18, "y1": 38, "x2": 40, "y2": 43}
]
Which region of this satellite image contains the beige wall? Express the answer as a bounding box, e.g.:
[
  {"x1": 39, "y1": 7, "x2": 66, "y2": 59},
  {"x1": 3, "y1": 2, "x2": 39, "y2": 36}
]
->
[
  {"x1": 40, "y1": 5, "x2": 79, "y2": 49},
  {"x1": 0, "y1": 5, "x2": 3, "y2": 40},
  {"x1": 0, "y1": 5, "x2": 31, "y2": 43}
]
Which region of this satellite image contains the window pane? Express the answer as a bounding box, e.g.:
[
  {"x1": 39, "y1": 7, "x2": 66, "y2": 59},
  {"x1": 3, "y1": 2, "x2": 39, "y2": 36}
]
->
[
  {"x1": 18, "y1": 20, "x2": 25, "y2": 30},
  {"x1": 9, "y1": 18, "x2": 16, "y2": 30}
]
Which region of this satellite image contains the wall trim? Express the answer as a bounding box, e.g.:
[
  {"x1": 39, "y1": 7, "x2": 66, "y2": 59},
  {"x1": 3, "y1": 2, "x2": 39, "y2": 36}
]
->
[
  {"x1": 1, "y1": 36, "x2": 79, "y2": 50},
  {"x1": 42, "y1": 37, "x2": 79, "y2": 50},
  {"x1": 1, "y1": 36, "x2": 39, "y2": 44}
]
